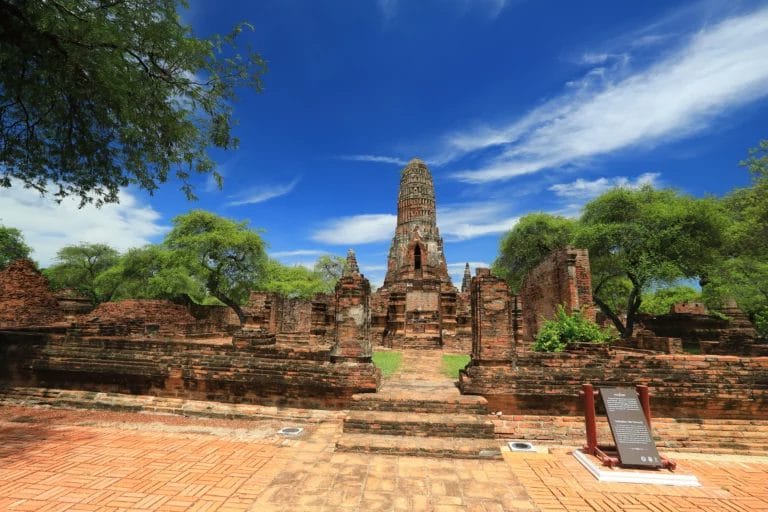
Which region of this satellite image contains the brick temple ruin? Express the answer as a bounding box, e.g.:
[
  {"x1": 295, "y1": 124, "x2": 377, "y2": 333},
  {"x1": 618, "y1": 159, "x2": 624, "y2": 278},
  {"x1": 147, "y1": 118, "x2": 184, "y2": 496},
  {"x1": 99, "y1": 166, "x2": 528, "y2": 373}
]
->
[{"x1": 1, "y1": 159, "x2": 767, "y2": 430}]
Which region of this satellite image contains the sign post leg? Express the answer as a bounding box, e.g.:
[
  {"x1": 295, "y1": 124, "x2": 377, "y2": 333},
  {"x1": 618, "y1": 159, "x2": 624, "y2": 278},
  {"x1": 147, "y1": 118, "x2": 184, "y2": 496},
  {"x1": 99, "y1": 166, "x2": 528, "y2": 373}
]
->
[{"x1": 582, "y1": 383, "x2": 598, "y2": 453}]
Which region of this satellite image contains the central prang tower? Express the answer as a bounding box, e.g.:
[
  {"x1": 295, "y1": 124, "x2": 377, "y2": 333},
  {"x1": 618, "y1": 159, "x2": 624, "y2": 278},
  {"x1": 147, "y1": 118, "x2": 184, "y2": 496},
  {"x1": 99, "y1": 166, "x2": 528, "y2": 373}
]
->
[
  {"x1": 372, "y1": 158, "x2": 469, "y2": 350},
  {"x1": 383, "y1": 158, "x2": 451, "y2": 287}
]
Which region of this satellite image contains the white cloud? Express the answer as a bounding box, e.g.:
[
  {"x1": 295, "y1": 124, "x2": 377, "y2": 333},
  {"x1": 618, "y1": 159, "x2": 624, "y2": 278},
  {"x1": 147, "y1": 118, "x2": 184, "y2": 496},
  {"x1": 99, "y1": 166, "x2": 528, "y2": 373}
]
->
[
  {"x1": 270, "y1": 249, "x2": 326, "y2": 258},
  {"x1": 438, "y1": 203, "x2": 519, "y2": 241},
  {"x1": 450, "y1": 6, "x2": 768, "y2": 183},
  {"x1": 361, "y1": 264, "x2": 388, "y2": 272},
  {"x1": 377, "y1": 0, "x2": 398, "y2": 20},
  {"x1": 311, "y1": 214, "x2": 397, "y2": 245},
  {"x1": 312, "y1": 202, "x2": 519, "y2": 245},
  {"x1": 548, "y1": 172, "x2": 660, "y2": 200},
  {"x1": 377, "y1": 0, "x2": 510, "y2": 21},
  {"x1": 227, "y1": 178, "x2": 299, "y2": 206},
  {"x1": 341, "y1": 154, "x2": 408, "y2": 166},
  {"x1": 0, "y1": 182, "x2": 166, "y2": 267}
]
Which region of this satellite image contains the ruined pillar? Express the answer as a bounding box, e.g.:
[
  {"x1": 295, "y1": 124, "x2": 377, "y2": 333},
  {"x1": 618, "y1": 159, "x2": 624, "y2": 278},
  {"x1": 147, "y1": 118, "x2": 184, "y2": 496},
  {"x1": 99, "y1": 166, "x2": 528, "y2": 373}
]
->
[
  {"x1": 331, "y1": 250, "x2": 373, "y2": 362},
  {"x1": 470, "y1": 268, "x2": 515, "y2": 364}
]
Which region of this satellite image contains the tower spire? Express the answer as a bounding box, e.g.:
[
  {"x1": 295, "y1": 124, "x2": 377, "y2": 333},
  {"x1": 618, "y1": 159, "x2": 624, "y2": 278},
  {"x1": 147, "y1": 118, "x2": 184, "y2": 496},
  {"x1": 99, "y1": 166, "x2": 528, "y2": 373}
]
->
[
  {"x1": 461, "y1": 262, "x2": 471, "y2": 293},
  {"x1": 344, "y1": 248, "x2": 360, "y2": 277}
]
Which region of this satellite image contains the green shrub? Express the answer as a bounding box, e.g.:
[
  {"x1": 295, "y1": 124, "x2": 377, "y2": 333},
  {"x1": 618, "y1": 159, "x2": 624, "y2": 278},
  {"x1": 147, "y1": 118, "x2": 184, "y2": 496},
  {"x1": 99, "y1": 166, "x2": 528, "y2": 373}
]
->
[
  {"x1": 755, "y1": 308, "x2": 768, "y2": 340},
  {"x1": 533, "y1": 306, "x2": 615, "y2": 352}
]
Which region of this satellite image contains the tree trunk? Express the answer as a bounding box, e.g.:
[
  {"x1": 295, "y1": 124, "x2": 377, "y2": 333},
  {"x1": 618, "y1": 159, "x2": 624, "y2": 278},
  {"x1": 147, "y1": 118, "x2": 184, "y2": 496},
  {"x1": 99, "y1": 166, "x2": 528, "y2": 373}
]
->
[
  {"x1": 213, "y1": 291, "x2": 246, "y2": 326},
  {"x1": 592, "y1": 295, "x2": 626, "y2": 336},
  {"x1": 623, "y1": 277, "x2": 643, "y2": 339}
]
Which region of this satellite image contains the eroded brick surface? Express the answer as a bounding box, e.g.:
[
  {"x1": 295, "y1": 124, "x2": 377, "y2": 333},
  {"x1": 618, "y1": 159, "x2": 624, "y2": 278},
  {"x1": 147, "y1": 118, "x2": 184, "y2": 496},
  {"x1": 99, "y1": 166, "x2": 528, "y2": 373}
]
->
[
  {"x1": 0, "y1": 259, "x2": 64, "y2": 328},
  {"x1": 518, "y1": 247, "x2": 594, "y2": 343}
]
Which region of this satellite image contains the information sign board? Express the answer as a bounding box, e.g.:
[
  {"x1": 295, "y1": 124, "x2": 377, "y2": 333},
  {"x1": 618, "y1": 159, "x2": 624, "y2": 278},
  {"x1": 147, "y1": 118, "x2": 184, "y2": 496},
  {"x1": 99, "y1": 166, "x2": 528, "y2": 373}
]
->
[{"x1": 599, "y1": 387, "x2": 662, "y2": 468}]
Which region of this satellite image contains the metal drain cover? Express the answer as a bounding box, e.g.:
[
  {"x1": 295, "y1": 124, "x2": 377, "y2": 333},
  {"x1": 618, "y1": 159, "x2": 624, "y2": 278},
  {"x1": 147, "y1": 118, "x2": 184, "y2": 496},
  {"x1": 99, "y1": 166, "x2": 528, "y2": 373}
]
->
[
  {"x1": 507, "y1": 441, "x2": 536, "y2": 452},
  {"x1": 277, "y1": 427, "x2": 304, "y2": 436}
]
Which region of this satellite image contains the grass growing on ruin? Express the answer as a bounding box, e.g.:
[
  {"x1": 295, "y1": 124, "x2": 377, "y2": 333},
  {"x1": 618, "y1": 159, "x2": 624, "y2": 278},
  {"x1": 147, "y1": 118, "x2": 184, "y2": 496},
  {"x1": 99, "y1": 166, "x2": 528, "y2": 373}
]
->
[
  {"x1": 372, "y1": 351, "x2": 402, "y2": 377},
  {"x1": 442, "y1": 354, "x2": 471, "y2": 379}
]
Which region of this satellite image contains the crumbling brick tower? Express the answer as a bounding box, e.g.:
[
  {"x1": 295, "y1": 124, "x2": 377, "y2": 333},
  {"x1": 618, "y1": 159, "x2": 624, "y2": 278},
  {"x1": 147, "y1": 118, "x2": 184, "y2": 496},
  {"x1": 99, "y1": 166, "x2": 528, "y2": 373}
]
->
[
  {"x1": 330, "y1": 250, "x2": 373, "y2": 362},
  {"x1": 373, "y1": 158, "x2": 461, "y2": 349}
]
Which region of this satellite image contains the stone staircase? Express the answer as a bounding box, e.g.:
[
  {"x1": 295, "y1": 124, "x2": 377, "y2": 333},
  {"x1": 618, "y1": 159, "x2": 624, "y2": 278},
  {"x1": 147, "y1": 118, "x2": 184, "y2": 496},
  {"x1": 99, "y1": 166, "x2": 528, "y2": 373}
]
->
[{"x1": 336, "y1": 350, "x2": 502, "y2": 459}]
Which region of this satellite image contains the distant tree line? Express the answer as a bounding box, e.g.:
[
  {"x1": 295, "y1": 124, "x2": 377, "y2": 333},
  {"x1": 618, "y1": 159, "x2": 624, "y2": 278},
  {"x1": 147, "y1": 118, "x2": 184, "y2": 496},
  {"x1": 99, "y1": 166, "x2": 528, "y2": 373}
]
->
[
  {"x1": 0, "y1": 210, "x2": 345, "y2": 326},
  {"x1": 493, "y1": 140, "x2": 768, "y2": 339}
]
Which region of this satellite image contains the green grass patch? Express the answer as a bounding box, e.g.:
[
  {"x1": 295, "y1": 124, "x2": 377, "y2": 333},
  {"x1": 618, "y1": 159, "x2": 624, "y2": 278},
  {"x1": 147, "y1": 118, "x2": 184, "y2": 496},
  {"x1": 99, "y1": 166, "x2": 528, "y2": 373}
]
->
[
  {"x1": 441, "y1": 354, "x2": 471, "y2": 379},
  {"x1": 372, "y1": 351, "x2": 402, "y2": 377}
]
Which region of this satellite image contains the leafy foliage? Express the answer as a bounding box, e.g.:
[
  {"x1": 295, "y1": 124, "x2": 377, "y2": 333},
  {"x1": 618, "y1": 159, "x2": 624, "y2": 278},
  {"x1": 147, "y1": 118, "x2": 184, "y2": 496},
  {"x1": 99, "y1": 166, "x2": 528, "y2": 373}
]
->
[
  {"x1": 0, "y1": 0, "x2": 266, "y2": 205},
  {"x1": 106, "y1": 245, "x2": 205, "y2": 301},
  {"x1": 755, "y1": 308, "x2": 768, "y2": 340},
  {"x1": 533, "y1": 306, "x2": 614, "y2": 352},
  {"x1": 0, "y1": 224, "x2": 31, "y2": 269},
  {"x1": 576, "y1": 186, "x2": 727, "y2": 337},
  {"x1": 492, "y1": 213, "x2": 576, "y2": 292},
  {"x1": 44, "y1": 243, "x2": 120, "y2": 305},
  {"x1": 313, "y1": 255, "x2": 346, "y2": 293},
  {"x1": 701, "y1": 140, "x2": 768, "y2": 333},
  {"x1": 165, "y1": 210, "x2": 267, "y2": 324},
  {"x1": 259, "y1": 259, "x2": 329, "y2": 299},
  {"x1": 639, "y1": 285, "x2": 701, "y2": 316}
]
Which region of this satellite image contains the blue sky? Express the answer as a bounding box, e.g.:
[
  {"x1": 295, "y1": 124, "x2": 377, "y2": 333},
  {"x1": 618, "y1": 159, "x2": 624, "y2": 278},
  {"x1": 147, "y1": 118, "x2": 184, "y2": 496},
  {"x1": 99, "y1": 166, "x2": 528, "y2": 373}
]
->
[{"x1": 2, "y1": 0, "x2": 768, "y2": 287}]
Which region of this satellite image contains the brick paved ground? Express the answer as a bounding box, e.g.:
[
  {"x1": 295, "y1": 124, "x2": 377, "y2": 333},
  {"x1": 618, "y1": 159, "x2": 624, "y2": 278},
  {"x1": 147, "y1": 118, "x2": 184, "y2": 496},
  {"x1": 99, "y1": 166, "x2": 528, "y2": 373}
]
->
[
  {"x1": 2, "y1": 346, "x2": 768, "y2": 511},
  {"x1": 3, "y1": 403, "x2": 768, "y2": 511}
]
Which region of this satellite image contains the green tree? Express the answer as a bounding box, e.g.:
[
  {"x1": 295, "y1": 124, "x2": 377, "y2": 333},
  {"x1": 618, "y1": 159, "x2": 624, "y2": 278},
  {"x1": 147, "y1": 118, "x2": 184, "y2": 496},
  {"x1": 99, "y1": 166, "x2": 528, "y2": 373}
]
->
[
  {"x1": 105, "y1": 245, "x2": 205, "y2": 301},
  {"x1": 165, "y1": 210, "x2": 267, "y2": 324},
  {"x1": 702, "y1": 141, "x2": 768, "y2": 336},
  {"x1": 44, "y1": 243, "x2": 120, "y2": 305},
  {"x1": 313, "y1": 254, "x2": 346, "y2": 293},
  {"x1": 259, "y1": 259, "x2": 328, "y2": 299},
  {"x1": 639, "y1": 285, "x2": 701, "y2": 316},
  {"x1": 492, "y1": 213, "x2": 576, "y2": 292},
  {"x1": 0, "y1": 0, "x2": 266, "y2": 206},
  {"x1": 0, "y1": 224, "x2": 31, "y2": 269},
  {"x1": 576, "y1": 186, "x2": 727, "y2": 338}
]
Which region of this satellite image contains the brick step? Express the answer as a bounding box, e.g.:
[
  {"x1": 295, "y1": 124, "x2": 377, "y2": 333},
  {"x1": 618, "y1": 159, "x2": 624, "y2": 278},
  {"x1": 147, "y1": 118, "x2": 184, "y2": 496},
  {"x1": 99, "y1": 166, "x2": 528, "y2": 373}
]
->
[
  {"x1": 350, "y1": 391, "x2": 489, "y2": 414},
  {"x1": 401, "y1": 336, "x2": 442, "y2": 349},
  {"x1": 336, "y1": 433, "x2": 502, "y2": 459},
  {"x1": 276, "y1": 333, "x2": 310, "y2": 344},
  {"x1": 343, "y1": 410, "x2": 495, "y2": 438}
]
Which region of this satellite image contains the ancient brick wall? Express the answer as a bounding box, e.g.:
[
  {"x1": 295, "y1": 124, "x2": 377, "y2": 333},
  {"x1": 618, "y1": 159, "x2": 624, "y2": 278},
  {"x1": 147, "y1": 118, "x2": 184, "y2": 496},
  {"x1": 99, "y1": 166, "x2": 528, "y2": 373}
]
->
[
  {"x1": 470, "y1": 269, "x2": 515, "y2": 363},
  {"x1": 277, "y1": 297, "x2": 312, "y2": 334},
  {"x1": 0, "y1": 329, "x2": 379, "y2": 409},
  {"x1": 0, "y1": 259, "x2": 64, "y2": 328},
  {"x1": 81, "y1": 300, "x2": 198, "y2": 335},
  {"x1": 518, "y1": 247, "x2": 594, "y2": 342},
  {"x1": 639, "y1": 300, "x2": 758, "y2": 353},
  {"x1": 460, "y1": 351, "x2": 768, "y2": 419},
  {"x1": 244, "y1": 291, "x2": 278, "y2": 331}
]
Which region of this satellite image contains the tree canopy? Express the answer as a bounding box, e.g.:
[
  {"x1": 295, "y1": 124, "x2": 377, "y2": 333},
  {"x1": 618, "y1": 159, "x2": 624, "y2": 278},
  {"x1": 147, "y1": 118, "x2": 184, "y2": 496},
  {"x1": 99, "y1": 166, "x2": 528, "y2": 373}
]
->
[
  {"x1": 0, "y1": 224, "x2": 31, "y2": 269},
  {"x1": 494, "y1": 185, "x2": 729, "y2": 339},
  {"x1": 165, "y1": 209, "x2": 267, "y2": 324},
  {"x1": 492, "y1": 213, "x2": 576, "y2": 292},
  {"x1": 575, "y1": 186, "x2": 726, "y2": 338},
  {"x1": 0, "y1": 0, "x2": 266, "y2": 206},
  {"x1": 44, "y1": 242, "x2": 121, "y2": 305},
  {"x1": 702, "y1": 140, "x2": 768, "y2": 337},
  {"x1": 105, "y1": 245, "x2": 205, "y2": 301}
]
